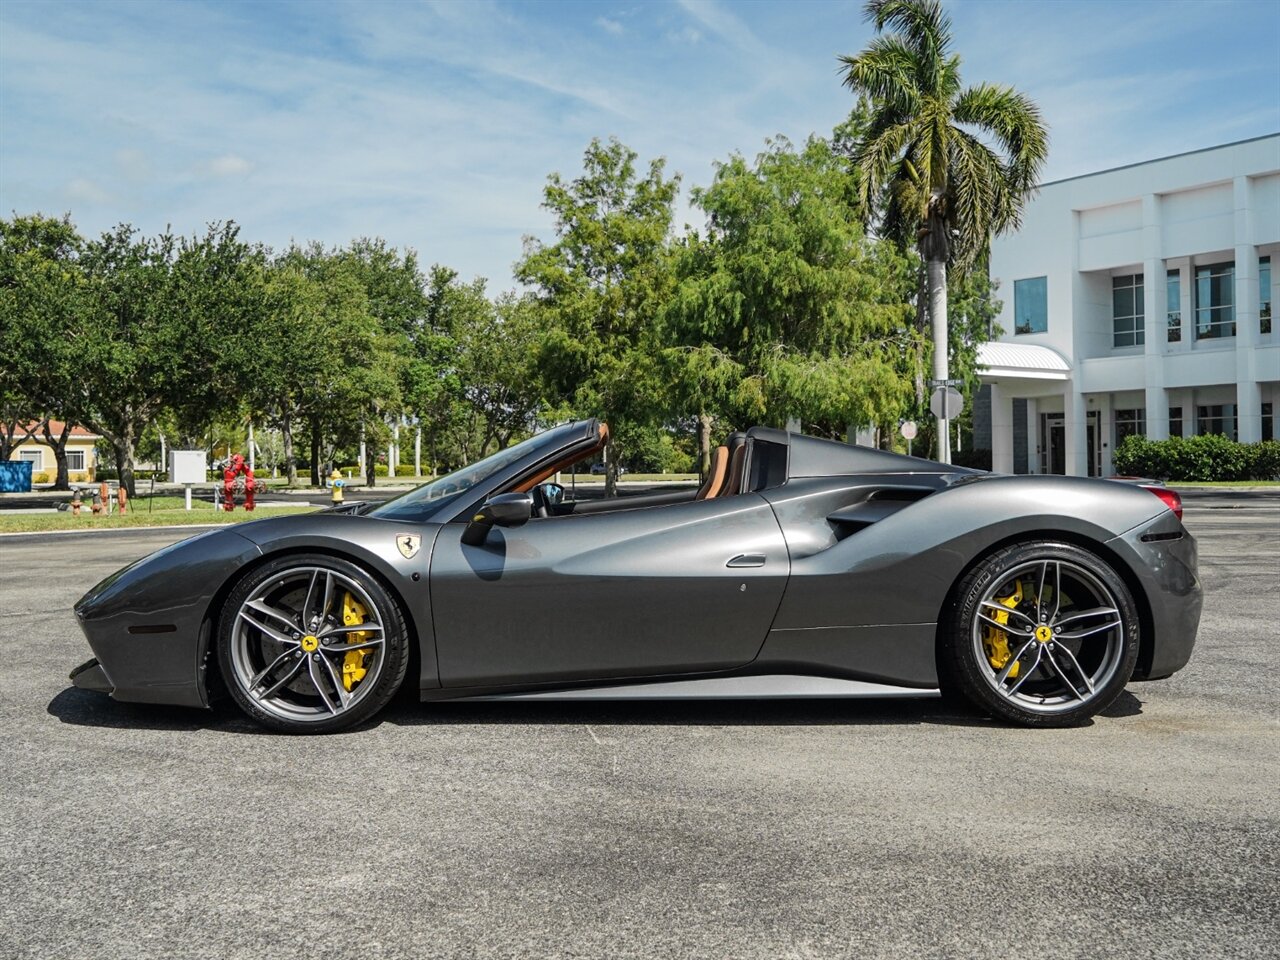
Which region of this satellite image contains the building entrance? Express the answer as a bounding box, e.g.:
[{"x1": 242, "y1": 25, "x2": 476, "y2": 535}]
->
[{"x1": 1041, "y1": 411, "x2": 1100, "y2": 476}]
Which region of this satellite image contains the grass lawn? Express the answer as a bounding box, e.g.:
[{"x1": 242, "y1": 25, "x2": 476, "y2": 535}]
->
[
  {"x1": 0, "y1": 498, "x2": 317, "y2": 534},
  {"x1": 1170, "y1": 480, "x2": 1280, "y2": 487}
]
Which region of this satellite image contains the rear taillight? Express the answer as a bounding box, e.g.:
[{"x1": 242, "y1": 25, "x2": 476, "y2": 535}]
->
[{"x1": 1142, "y1": 485, "x2": 1182, "y2": 521}]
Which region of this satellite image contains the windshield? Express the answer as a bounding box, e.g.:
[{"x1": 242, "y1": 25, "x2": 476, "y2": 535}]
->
[{"x1": 369, "y1": 427, "x2": 566, "y2": 521}]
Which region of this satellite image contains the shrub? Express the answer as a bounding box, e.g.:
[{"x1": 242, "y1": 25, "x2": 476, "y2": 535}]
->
[
  {"x1": 32, "y1": 471, "x2": 51, "y2": 484},
  {"x1": 1114, "y1": 434, "x2": 1278, "y2": 481},
  {"x1": 1247, "y1": 440, "x2": 1280, "y2": 480}
]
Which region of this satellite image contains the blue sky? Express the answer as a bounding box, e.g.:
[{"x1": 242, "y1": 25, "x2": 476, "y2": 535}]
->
[{"x1": 2, "y1": 0, "x2": 1277, "y2": 289}]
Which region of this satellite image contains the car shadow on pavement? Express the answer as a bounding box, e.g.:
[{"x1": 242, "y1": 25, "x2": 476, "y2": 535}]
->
[
  {"x1": 47, "y1": 686, "x2": 257, "y2": 733},
  {"x1": 48, "y1": 685, "x2": 1146, "y2": 734},
  {"x1": 382, "y1": 688, "x2": 1146, "y2": 730},
  {"x1": 382, "y1": 696, "x2": 1009, "y2": 729}
]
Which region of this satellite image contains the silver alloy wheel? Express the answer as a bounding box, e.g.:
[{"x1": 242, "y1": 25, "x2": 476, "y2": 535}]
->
[
  {"x1": 229, "y1": 565, "x2": 386, "y2": 724},
  {"x1": 970, "y1": 558, "x2": 1126, "y2": 716}
]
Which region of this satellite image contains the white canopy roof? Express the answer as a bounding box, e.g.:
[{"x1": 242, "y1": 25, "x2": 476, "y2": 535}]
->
[{"x1": 977, "y1": 341, "x2": 1071, "y2": 381}]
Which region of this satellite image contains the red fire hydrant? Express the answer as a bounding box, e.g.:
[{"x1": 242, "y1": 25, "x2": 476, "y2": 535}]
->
[
  {"x1": 70, "y1": 488, "x2": 82, "y2": 516},
  {"x1": 222, "y1": 454, "x2": 258, "y2": 511}
]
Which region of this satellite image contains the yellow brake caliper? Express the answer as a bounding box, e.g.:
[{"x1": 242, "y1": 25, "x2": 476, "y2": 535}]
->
[
  {"x1": 982, "y1": 580, "x2": 1023, "y2": 678},
  {"x1": 341, "y1": 592, "x2": 372, "y2": 692}
]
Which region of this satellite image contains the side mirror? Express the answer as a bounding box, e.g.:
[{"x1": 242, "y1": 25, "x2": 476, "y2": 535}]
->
[{"x1": 461, "y1": 492, "x2": 533, "y2": 546}]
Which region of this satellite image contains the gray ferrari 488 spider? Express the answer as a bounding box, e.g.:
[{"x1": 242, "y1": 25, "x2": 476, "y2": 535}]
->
[{"x1": 71, "y1": 419, "x2": 1201, "y2": 733}]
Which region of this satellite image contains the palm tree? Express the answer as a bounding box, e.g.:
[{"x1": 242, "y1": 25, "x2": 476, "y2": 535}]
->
[{"x1": 839, "y1": 0, "x2": 1048, "y2": 462}]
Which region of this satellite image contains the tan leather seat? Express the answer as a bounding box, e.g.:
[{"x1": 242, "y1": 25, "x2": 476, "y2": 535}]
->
[
  {"x1": 696, "y1": 446, "x2": 729, "y2": 500},
  {"x1": 724, "y1": 441, "x2": 748, "y2": 496}
]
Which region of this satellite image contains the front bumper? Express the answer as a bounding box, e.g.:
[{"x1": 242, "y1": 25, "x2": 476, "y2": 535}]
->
[
  {"x1": 70, "y1": 657, "x2": 112, "y2": 694},
  {"x1": 72, "y1": 528, "x2": 262, "y2": 707}
]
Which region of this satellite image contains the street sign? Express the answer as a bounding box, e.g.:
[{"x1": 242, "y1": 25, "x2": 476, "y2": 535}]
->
[
  {"x1": 927, "y1": 378, "x2": 964, "y2": 387},
  {"x1": 900, "y1": 420, "x2": 918, "y2": 440},
  {"x1": 930, "y1": 386, "x2": 964, "y2": 420}
]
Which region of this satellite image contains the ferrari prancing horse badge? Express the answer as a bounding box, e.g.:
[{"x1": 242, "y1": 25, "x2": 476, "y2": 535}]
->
[{"x1": 396, "y1": 534, "x2": 421, "y2": 560}]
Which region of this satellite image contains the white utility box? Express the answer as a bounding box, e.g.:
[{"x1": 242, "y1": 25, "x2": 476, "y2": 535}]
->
[{"x1": 169, "y1": 451, "x2": 207, "y2": 485}]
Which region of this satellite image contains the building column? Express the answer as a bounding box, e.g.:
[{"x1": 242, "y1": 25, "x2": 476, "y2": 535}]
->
[
  {"x1": 1096, "y1": 393, "x2": 1113, "y2": 476},
  {"x1": 1141, "y1": 193, "x2": 1169, "y2": 441},
  {"x1": 1234, "y1": 175, "x2": 1262, "y2": 443},
  {"x1": 1065, "y1": 385, "x2": 1088, "y2": 477},
  {"x1": 1182, "y1": 389, "x2": 1199, "y2": 436},
  {"x1": 1026, "y1": 398, "x2": 1040, "y2": 474},
  {"x1": 990, "y1": 383, "x2": 1015, "y2": 474}
]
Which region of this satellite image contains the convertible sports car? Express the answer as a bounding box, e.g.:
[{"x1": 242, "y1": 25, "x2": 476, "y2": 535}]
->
[{"x1": 71, "y1": 420, "x2": 1201, "y2": 733}]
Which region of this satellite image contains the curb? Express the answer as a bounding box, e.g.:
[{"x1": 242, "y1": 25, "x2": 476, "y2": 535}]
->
[{"x1": 0, "y1": 523, "x2": 228, "y2": 540}]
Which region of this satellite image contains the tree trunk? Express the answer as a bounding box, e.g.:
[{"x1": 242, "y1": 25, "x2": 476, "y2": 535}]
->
[
  {"x1": 281, "y1": 412, "x2": 297, "y2": 486},
  {"x1": 927, "y1": 255, "x2": 950, "y2": 464},
  {"x1": 696, "y1": 412, "x2": 712, "y2": 479},
  {"x1": 604, "y1": 438, "x2": 617, "y2": 498},
  {"x1": 365, "y1": 443, "x2": 376, "y2": 488},
  {"x1": 41, "y1": 419, "x2": 72, "y2": 490},
  {"x1": 114, "y1": 431, "x2": 138, "y2": 498},
  {"x1": 309, "y1": 416, "x2": 321, "y2": 487}
]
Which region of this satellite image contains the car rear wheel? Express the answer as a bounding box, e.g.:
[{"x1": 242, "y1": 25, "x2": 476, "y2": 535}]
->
[
  {"x1": 217, "y1": 554, "x2": 409, "y2": 733},
  {"x1": 940, "y1": 541, "x2": 1140, "y2": 727}
]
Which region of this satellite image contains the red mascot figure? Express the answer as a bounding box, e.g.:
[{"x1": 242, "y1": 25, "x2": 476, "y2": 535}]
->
[{"x1": 222, "y1": 453, "x2": 259, "y2": 511}]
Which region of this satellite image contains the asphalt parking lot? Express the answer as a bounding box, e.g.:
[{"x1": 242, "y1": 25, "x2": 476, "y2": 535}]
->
[{"x1": 2, "y1": 495, "x2": 1278, "y2": 960}]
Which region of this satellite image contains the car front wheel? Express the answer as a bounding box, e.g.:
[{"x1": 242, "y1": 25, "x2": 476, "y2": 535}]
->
[
  {"x1": 940, "y1": 541, "x2": 1140, "y2": 727},
  {"x1": 217, "y1": 554, "x2": 409, "y2": 733}
]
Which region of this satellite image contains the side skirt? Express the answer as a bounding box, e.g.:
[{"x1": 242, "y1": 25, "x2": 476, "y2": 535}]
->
[{"x1": 458, "y1": 674, "x2": 940, "y2": 702}]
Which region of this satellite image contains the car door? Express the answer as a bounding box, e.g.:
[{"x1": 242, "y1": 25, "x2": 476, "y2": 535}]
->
[{"x1": 429, "y1": 493, "x2": 790, "y2": 688}]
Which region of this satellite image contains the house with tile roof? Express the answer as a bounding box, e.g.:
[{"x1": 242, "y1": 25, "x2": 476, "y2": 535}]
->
[{"x1": 7, "y1": 421, "x2": 102, "y2": 484}]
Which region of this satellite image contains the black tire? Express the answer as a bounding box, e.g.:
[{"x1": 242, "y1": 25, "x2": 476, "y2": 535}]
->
[
  {"x1": 217, "y1": 553, "x2": 410, "y2": 734},
  {"x1": 939, "y1": 540, "x2": 1140, "y2": 728}
]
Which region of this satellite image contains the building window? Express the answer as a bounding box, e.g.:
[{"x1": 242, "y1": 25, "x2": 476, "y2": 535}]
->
[
  {"x1": 1261, "y1": 256, "x2": 1272, "y2": 335},
  {"x1": 1169, "y1": 406, "x2": 1183, "y2": 438},
  {"x1": 1013, "y1": 277, "x2": 1048, "y2": 334},
  {"x1": 66, "y1": 450, "x2": 86, "y2": 471},
  {"x1": 1167, "y1": 270, "x2": 1181, "y2": 342},
  {"x1": 1263, "y1": 402, "x2": 1273, "y2": 442},
  {"x1": 1114, "y1": 409, "x2": 1145, "y2": 446},
  {"x1": 1195, "y1": 262, "x2": 1235, "y2": 339},
  {"x1": 17, "y1": 449, "x2": 42, "y2": 468},
  {"x1": 1112, "y1": 273, "x2": 1144, "y2": 347},
  {"x1": 1196, "y1": 404, "x2": 1237, "y2": 440}
]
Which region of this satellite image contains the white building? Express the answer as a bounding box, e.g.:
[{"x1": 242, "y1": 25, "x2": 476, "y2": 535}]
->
[{"x1": 980, "y1": 134, "x2": 1280, "y2": 476}]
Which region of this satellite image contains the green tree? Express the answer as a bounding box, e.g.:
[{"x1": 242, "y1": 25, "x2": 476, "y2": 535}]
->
[
  {"x1": 307, "y1": 240, "x2": 424, "y2": 484},
  {"x1": 0, "y1": 214, "x2": 86, "y2": 485},
  {"x1": 516, "y1": 137, "x2": 680, "y2": 494},
  {"x1": 451, "y1": 291, "x2": 547, "y2": 459},
  {"x1": 248, "y1": 248, "x2": 398, "y2": 486},
  {"x1": 839, "y1": 0, "x2": 1048, "y2": 461},
  {"x1": 20, "y1": 221, "x2": 260, "y2": 496},
  {"x1": 664, "y1": 136, "x2": 918, "y2": 446}
]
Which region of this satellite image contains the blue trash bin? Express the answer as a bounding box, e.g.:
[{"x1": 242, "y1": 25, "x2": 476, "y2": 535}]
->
[{"x1": 0, "y1": 460, "x2": 34, "y2": 492}]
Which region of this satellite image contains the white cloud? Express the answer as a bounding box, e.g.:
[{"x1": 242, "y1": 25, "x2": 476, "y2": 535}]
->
[
  {"x1": 595, "y1": 16, "x2": 623, "y2": 36},
  {"x1": 65, "y1": 177, "x2": 111, "y2": 204},
  {"x1": 5, "y1": 0, "x2": 1275, "y2": 288},
  {"x1": 666, "y1": 26, "x2": 701, "y2": 44},
  {"x1": 675, "y1": 0, "x2": 766, "y2": 58},
  {"x1": 205, "y1": 154, "x2": 253, "y2": 178},
  {"x1": 113, "y1": 148, "x2": 151, "y2": 182}
]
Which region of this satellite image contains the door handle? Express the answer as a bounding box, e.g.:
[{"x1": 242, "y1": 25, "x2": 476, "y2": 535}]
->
[{"x1": 726, "y1": 553, "x2": 766, "y2": 568}]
